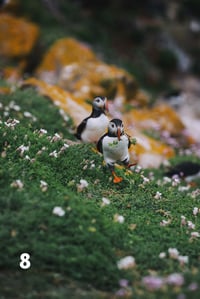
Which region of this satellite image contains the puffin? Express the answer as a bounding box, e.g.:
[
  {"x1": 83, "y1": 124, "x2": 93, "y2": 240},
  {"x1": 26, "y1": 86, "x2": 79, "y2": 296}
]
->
[
  {"x1": 75, "y1": 96, "x2": 109, "y2": 143},
  {"x1": 165, "y1": 161, "x2": 200, "y2": 183},
  {"x1": 97, "y1": 118, "x2": 135, "y2": 183}
]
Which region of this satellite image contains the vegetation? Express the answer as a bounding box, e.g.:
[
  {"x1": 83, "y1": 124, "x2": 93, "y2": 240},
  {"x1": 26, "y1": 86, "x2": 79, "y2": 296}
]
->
[{"x1": 1, "y1": 87, "x2": 200, "y2": 298}]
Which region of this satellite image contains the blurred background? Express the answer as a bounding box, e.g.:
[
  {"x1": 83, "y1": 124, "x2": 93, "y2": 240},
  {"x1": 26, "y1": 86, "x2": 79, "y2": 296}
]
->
[
  {"x1": 1, "y1": 0, "x2": 200, "y2": 166},
  {"x1": 1, "y1": 0, "x2": 200, "y2": 86}
]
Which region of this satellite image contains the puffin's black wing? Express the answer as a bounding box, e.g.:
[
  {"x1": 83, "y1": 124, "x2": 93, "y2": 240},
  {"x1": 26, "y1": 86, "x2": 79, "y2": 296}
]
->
[
  {"x1": 125, "y1": 134, "x2": 131, "y2": 148},
  {"x1": 75, "y1": 118, "x2": 88, "y2": 140},
  {"x1": 97, "y1": 133, "x2": 107, "y2": 153},
  {"x1": 128, "y1": 136, "x2": 131, "y2": 148}
]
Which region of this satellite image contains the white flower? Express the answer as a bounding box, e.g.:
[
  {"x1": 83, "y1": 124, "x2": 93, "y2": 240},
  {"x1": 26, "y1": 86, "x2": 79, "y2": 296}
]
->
[
  {"x1": 4, "y1": 118, "x2": 20, "y2": 128},
  {"x1": 187, "y1": 220, "x2": 195, "y2": 230},
  {"x1": 191, "y1": 189, "x2": 200, "y2": 198},
  {"x1": 38, "y1": 128, "x2": 47, "y2": 135},
  {"x1": 101, "y1": 197, "x2": 110, "y2": 206},
  {"x1": 16, "y1": 144, "x2": 29, "y2": 156},
  {"x1": 160, "y1": 219, "x2": 171, "y2": 226},
  {"x1": 172, "y1": 175, "x2": 181, "y2": 186},
  {"x1": 154, "y1": 191, "x2": 162, "y2": 199},
  {"x1": 24, "y1": 111, "x2": 37, "y2": 121},
  {"x1": 51, "y1": 133, "x2": 62, "y2": 142},
  {"x1": 9, "y1": 101, "x2": 20, "y2": 111},
  {"x1": 163, "y1": 177, "x2": 172, "y2": 184},
  {"x1": 190, "y1": 231, "x2": 200, "y2": 239},
  {"x1": 114, "y1": 214, "x2": 125, "y2": 223},
  {"x1": 193, "y1": 207, "x2": 199, "y2": 216},
  {"x1": 178, "y1": 186, "x2": 190, "y2": 192},
  {"x1": 49, "y1": 150, "x2": 58, "y2": 158},
  {"x1": 159, "y1": 252, "x2": 166, "y2": 259},
  {"x1": 168, "y1": 248, "x2": 179, "y2": 259},
  {"x1": 10, "y1": 179, "x2": 24, "y2": 189},
  {"x1": 77, "y1": 179, "x2": 89, "y2": 192},
  {"x1": 135, "y1": 165, "x2": 142, "y2": 173},
  {"x1": 40, "y1": 180, "x2": 48, "y2": 192},
  {"x1": 141, "y1": 175, "x2": 150, "y2": 184},
  {"x1": 178, "y1": 255, "x2": 189, "y2": 265},
  {"x1": 117, "y1": 256, "x2": 135, "y2": 270},
  {"x1": 80, "y1": 179, "x2": 88, "y2": 187},
  {"x1": 52, "y1": 206, "x2": 65, "y2": 217}
]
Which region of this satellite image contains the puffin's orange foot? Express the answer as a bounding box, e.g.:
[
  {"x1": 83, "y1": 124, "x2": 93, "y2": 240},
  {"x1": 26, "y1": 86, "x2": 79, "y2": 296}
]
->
[
  {"x1": 113, "y1": 176, "x2": 123, "y2": 183},
  {"x1": 112, "y1": 171, "x2": 123, "y2": 183}
]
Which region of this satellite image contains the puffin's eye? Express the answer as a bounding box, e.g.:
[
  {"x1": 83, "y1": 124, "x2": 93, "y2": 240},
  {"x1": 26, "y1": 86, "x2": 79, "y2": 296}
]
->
[{"x1": 111, "y1": 124, "x2": 115, "y2": 128}]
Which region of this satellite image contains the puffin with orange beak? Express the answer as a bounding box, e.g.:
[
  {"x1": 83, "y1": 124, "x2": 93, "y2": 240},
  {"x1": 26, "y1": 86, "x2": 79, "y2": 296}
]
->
[
  {"x1": 75, "y1": 96, "x2": 109, "y2": 143},
  {"x1": 97, "y1": 118, "x2": 134, "y2": 183}
]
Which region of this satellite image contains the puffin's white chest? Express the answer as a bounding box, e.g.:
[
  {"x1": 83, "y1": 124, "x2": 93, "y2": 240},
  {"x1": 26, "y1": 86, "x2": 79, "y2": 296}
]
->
[
  {"x1": 102, "y1": 135, "x2": 129, "y2": 164},
  {"x1": 81, "y1": 114, "x2": 109, "y2": 143}
]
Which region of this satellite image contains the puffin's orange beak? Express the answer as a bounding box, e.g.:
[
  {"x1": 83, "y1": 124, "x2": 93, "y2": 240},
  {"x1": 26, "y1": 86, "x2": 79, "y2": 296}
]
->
[{"x1": 117, "y1": 127, "x2": 121, "y2": 141}]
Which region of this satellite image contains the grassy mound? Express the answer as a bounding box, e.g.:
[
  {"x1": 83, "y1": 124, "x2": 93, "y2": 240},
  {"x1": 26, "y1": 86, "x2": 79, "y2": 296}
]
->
[{"x1": 1, "y1": 87, "x2": 200, "y2": 298}]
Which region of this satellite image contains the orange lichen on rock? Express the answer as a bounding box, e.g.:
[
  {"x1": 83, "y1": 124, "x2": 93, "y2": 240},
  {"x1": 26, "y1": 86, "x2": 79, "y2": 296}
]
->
[
  {"x1": 35, "y1": 38, "x2": 143, "y2": 105},
  {"x1": 58, "y1": 61, "x2": 139, "y2": 102},
  {"x1": 36, "y1": 38, "x2": 98, "y2": 75},
  {"x1": 124, "y1": 103, "x2": 185, "y2": 135},
  {"x1": 0, "y1": 86, "x2": 12, "y2": 95},
  {"x1": 0, "y1": 13, "x2": 39, "y2": 58},
  {"x1": 2, "y1": 65, "x2": 25, "y2": 82},
  {"x1": 127, "y1": 129, "x2": 175, "y2": 168},
  {"x1": 21, "y1": 78, "x2": 91, "y2": 125}
]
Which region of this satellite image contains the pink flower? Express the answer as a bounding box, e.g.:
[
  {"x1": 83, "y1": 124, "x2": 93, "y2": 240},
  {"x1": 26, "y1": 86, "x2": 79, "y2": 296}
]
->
[
  {"x1": 142, "y1": 275, "x2": 164, "y2": 290},
  {"x1": 187, "y1": 221, "x2": 195, "y2": 230},
  {"x1": 181, "y1": 215, "x2": 187, "y2": 226},
  {"x1": 188, "y1": 282, "x2": 198, "y2": 291},
  {"x1": 119, "y1": 279, "x2": 129, "y2": 288},
  {"x1": 178, "y1": 255, "x2": 189, "y2": 266},
  {"x1": 190, "y1": 232, "x2": 200, "y2": 240},
  {"x1": 168, "y1": 248, "x2": 179, "y2": 259},
  {"x1": 166, "y1": 273, "x2": 184, "y2": 286},
  {"x1": 193, "y1": 207, "x2": 199, "y2": 216}
]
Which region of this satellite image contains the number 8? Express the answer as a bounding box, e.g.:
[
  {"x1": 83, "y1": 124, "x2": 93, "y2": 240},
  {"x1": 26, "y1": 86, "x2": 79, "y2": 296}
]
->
[{"x1": 20, "y1": 253, "x2": 31, "y2": 269}]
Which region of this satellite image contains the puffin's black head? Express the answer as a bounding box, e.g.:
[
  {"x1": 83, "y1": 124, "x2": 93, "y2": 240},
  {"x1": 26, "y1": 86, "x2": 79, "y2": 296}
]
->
[
  {"x1": 108, "y1": 118, "x2": 124, "y2": 140},
  {"x1": 92, "y1": 96, "x2": 108, "y2": 112}
]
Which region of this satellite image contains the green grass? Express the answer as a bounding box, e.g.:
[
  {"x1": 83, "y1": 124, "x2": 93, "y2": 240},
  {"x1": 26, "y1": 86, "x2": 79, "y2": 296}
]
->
[{"x1": 1, "y1": 87, "x2": 200, "y2": 298}]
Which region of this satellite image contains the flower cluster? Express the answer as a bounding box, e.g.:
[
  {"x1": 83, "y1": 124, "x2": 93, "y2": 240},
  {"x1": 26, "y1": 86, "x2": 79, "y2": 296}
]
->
[
  {"x1": 142, "y1": 272, "x2": 185, "y2": 291},
  {"x1": 77, "y1": 179, "x2": 89, "y2": 192},
  {"x1": 4, "y1": 118, "x2": 20, "y2": 129},
  {"x1": 117, "y1": 256, "x2": 135, "y2": 270},
  {"x1": 159, "y1": 247, "x2": 189, "y2": 267},
  {"x1": 52, "y1": 206, "x2": 65, "y2": 217},
  {"x1": 180, "y1": 211, "x2": 200, "y2": 241}
]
